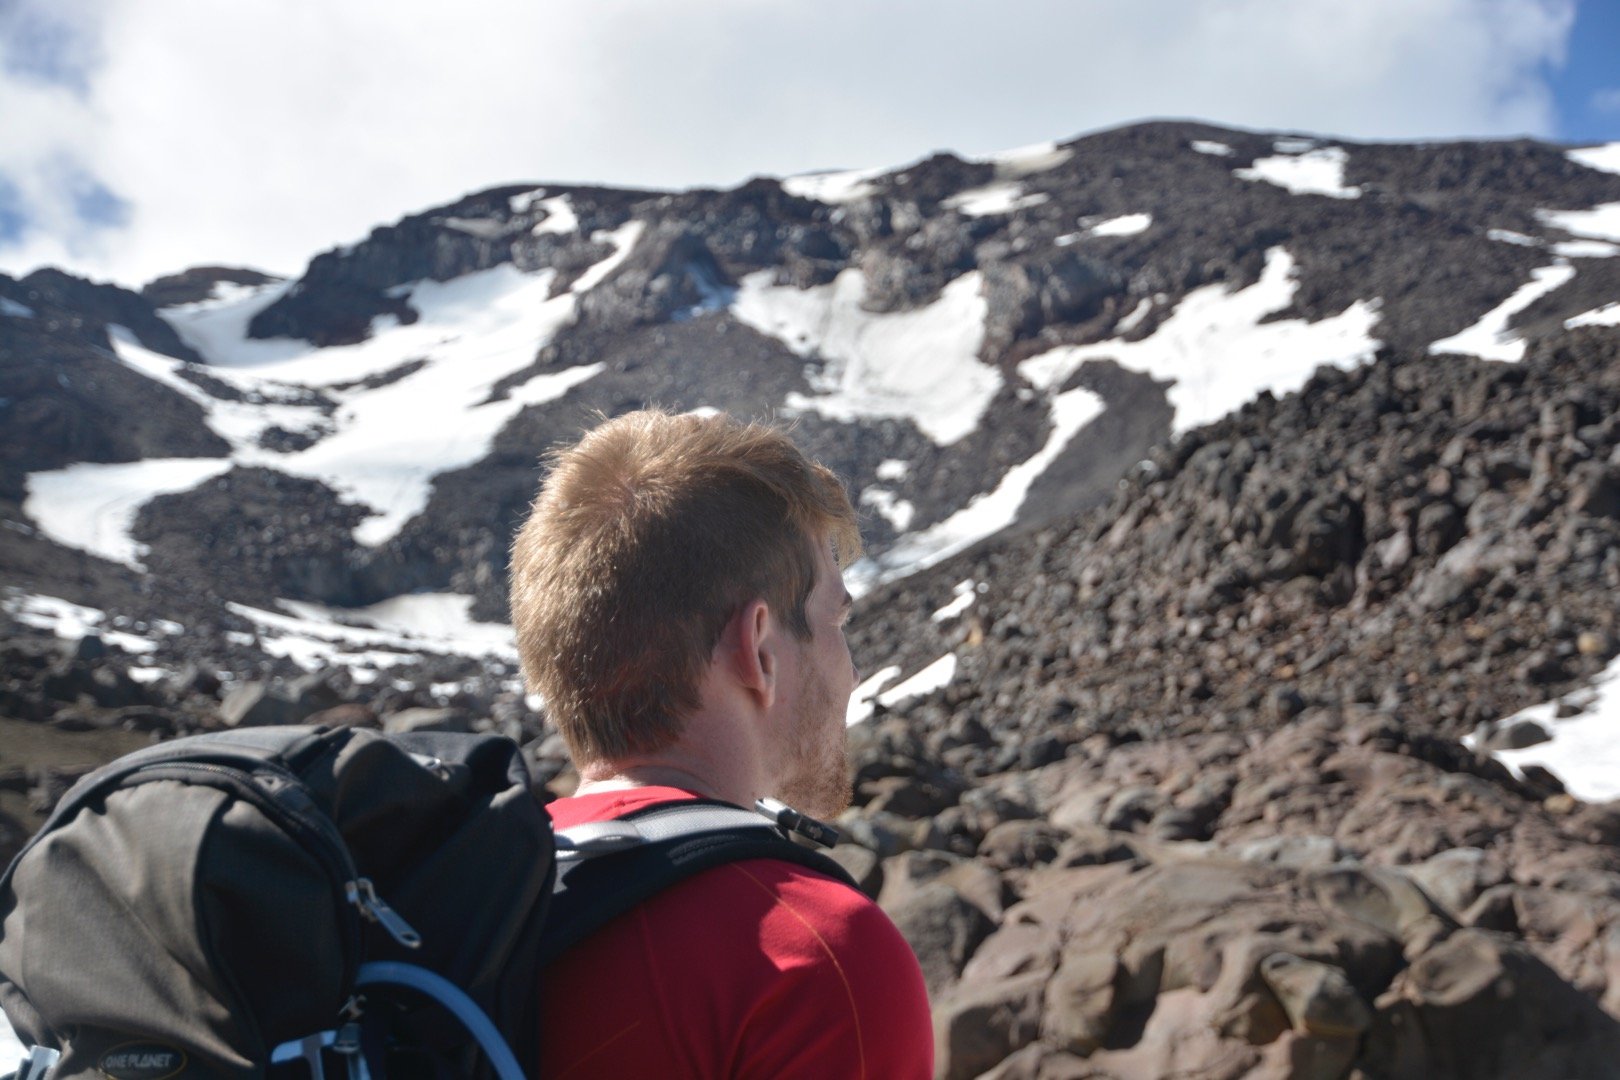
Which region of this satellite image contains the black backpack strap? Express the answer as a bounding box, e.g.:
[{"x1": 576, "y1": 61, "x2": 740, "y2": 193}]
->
[{"x1": 537, "y1": 800, "x2": 857, "y2": 967}]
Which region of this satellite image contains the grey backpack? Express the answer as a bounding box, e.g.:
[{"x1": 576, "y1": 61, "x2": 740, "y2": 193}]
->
[{"x1": 0, "y1": 725, "x2": 850, "y2": 1079}]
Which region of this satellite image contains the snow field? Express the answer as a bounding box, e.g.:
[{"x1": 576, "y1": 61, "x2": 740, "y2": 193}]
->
[
  {"x1": 1235, "y1": 146, "x2": 1362, "y2": 199},
  {"x1": 1427, "y1": 263, "x2": 1576, "y2": 362},
  {"x1": 1019, "y1": 247, "x2": 1380, "y2": 436},
  {"x1": 228, "y1": 593, "x2": 517, "y2": 675},
  {"x1": 731, "y1": 268, "x2": 999, "y2": 446},
  {"x1": 28, "y1": 231, "x2": 643, "y2": 562},
  {"x1": 1191, "y1": 140, "x2": 1234, "y2": 157}
]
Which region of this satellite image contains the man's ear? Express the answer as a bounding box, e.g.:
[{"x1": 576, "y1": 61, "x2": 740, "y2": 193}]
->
[{"x1": 726, "y1": 598, "x2": 777, "y2": 709}]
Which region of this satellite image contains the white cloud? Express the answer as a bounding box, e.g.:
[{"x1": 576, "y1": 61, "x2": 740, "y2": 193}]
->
[{"x1": 0, "y1": 0, "x2": 1578, "y2": 289}]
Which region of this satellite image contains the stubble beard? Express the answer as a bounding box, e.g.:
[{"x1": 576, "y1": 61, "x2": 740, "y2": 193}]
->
[{"x1": 777, "y1": 662, "x2": 853, "y2": 821}]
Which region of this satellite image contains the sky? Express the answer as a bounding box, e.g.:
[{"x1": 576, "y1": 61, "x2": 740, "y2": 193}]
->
[{"x1": 0, "y1": 0, "x2": 1615, "y2": 290}]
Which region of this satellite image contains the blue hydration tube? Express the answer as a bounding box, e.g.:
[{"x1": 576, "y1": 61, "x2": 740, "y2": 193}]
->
[{"x1": 356, "y1": 962, "x2": 526, "y2": 1080}]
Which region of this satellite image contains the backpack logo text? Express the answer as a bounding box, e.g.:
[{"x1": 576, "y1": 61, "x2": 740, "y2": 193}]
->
[{"x1": 98, "y1": 1042, "x2": 187, "y2": 1080}]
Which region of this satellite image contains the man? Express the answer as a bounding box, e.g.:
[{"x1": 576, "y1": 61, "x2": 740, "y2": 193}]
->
[{"x1": 509, "y1": 408, "x2": 933, "y2": 1078}]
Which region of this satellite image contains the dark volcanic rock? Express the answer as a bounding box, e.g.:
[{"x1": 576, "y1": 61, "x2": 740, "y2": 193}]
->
[
  {"x1": 133, "y1": 467, "x2": 372, "y2": 606},
  {"x1": 140, "y1": 266, "x2": 280, "y2": 308},
  {"x1": 0, "y1": 271, "x2": 228, "y2": 501}
]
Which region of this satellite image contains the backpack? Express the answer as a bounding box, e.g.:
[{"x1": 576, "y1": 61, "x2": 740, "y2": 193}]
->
[{"x1": 0, "y1": 724, "x2": 853, "y2": 1079}]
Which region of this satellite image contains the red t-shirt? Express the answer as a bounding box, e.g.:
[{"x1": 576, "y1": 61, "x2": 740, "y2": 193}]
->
[{"x1": 535, "y1": 787, "x2": 933, "y2": 1079}]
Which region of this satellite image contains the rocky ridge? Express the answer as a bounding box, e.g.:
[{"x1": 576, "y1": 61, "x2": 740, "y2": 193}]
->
[{"x1": 6, "y1": 122, "x2": 1620, "y2": 627}]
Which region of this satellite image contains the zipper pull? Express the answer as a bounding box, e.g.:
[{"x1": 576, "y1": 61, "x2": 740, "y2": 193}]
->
[{"x1": 346, "y1": 878, "x2": 422, "y2": 948}]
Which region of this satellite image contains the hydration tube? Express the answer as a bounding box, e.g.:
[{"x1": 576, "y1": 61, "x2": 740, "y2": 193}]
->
[{"x1": 356, "y1": 962, "x2": 526, "y2": 1080}]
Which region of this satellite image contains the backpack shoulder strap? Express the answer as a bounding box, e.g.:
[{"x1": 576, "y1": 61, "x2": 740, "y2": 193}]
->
[{"x1": 537, "y1": 800, "x2": 858, "y2": 967}]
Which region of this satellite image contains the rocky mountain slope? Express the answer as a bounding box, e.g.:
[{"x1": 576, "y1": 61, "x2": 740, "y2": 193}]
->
[
  {"x1": 4, "y1": 120, "x2": 1620, "y2": 1076},
  {"x1": 841, "y1": 325, "x2": 1620, "y2": 1077},
  {"x1": 4, "y1": 121, "x2": 1620, "y2": 640}
]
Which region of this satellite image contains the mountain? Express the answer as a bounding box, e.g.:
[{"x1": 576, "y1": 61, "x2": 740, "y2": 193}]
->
[{"x1": 4, "y1": 119, "x2": 1620, "y2": 1075}]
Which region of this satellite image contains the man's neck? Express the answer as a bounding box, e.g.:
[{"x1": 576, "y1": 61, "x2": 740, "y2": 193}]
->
[{"x1": 573, "y1": 763, "x2": 733, "y2": 804}]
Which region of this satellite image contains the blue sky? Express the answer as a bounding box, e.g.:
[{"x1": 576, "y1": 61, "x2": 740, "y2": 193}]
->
[
  {"x1": 0, "y1": 0, "x2": 1615, "y2": 288},
  {"x1": 1550, "y1": 0, "x2": 1620, "y2": 142}
]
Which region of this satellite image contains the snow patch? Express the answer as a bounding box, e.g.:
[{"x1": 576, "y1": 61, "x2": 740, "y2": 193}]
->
[
  {"x1": 1465, "y1": 653, "x2": 1620, "y2": 802},
  {"x1": 1, "y1": 297, "x2": 34, "y2": 318},
  {"x1": 782, "y1": 167, "x2": 884, "y2": 203},
  {"x1": 1487, "y1": 229, "x2": 1540, "y2": 246},
  {"x1": 1537, "y1": 204, "x2": 1620, "y2": 244},
  {"x1": 931, "y1": 579, "x2": 977, "y2": 622},
  {"x1": 1116, "y1": 298, "x2": 1153, "y2": 334},
  {"x1": 877, "y1": 654, "x2": 958, "y2": 707},
  {"x1": 1428, "y1": 263, "x2": 1575, "y2": 362},
  {"x1": 945, "y1": 182, "x2": 1049, "y2": 217},
  {"x1": 846, "y1": 665, "x2": 901, "y2": 726},
  {"x1": 1553, "y1": 239, "x2": 1620, "y2": 258},
  {"x1": 1191, "y1": 140, "x2": 1234, "y2": 157},
  {"x1": 1568, "y1": 142, "x2": 1620, "y2": 176},
  {"x1": 25, "y1": 458, "x2": 234, "y2": 568},
  {"x1": 1568, "y1": 302, "x2": 1620, "y2": 329},
  {"x1": 875, "y1": 458, "x2": 910, "y2": 482},
  {"x1": 5, "y1": 591, "x2": 106, "y2": 638},
  {"x1": 508, "y1": 188, "x2": 548, "y2": 214},
  {"x1": 986, "y1": 141, "x2": 1073, "y2": 177},
  {"x1": 228, "y1": 593, "x2": 516, "y2": 674},
  {"x1": 3, "y1": 589, "x2": 157, "y2": 654},
  {"x1": 1020, "y1": 247, "x2": 1380, "y2": 436},
  {"x1": 570, "y1": 221, "x2": 643, "y2": 293},
  {"x1": 851, "y1": 383, "x2": 1105, "y2": 593},
  {"x1": 1236, "y1": 146, "x2": 1361, "y2": 199},
  {"x1": 860, "y1": 487, "x2": 915, "y2": 531},
  {"x1": 530, "y1": 195, "x2": 579, "y2": 236},
  {"x1": 1088, "y1": 213, "x2": 1152, "y2": 238},
  {"x1": 733, "y1": 269, "x2": 998, "y2": 446}
]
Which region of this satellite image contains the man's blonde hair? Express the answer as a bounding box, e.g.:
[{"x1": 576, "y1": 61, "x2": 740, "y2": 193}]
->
[{"x1": 510, "y1": 409, "x2": 861, "y2": 766}]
